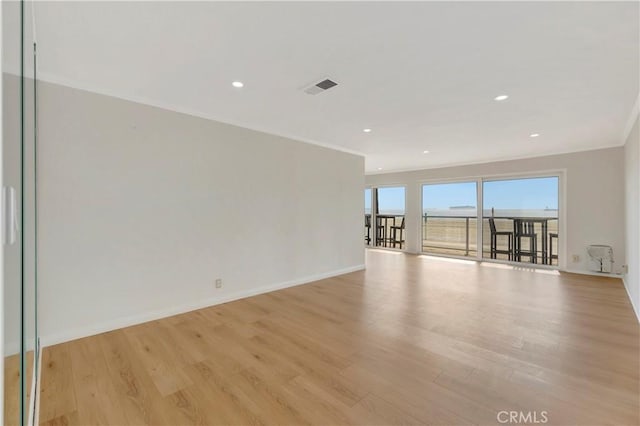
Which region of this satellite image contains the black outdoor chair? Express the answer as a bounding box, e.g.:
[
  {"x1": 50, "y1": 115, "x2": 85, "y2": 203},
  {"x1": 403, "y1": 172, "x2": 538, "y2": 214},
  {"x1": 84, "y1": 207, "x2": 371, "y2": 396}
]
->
[
  {"x1": 376, "y1": 216, "x2": 387, "y2": 247},
  {"x1": 365, "y1": 215, "x2": 371, "y2": 244},
  {"x1": 489, "y1": 217, "x2": 513, "y2": 260},
  {"x1": 390, "y1": 217, "x2": 405, "y2": 249},
  {"x1": 549, "y1": 232, "x2": 558, "y2": 264},
  {"x1": 515, "y1": 220, "x2": 538, "y2": 263}
]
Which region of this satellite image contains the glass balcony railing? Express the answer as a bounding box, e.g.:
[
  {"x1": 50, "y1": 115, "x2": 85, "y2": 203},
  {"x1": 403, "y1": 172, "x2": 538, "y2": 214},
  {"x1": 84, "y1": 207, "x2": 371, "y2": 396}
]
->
[
  {"x1": 420, "y1": 214, "x2": 559, "y2": 265},
  {"x1": 422, "y1": 215, "x2": 477, "y2": 257}
]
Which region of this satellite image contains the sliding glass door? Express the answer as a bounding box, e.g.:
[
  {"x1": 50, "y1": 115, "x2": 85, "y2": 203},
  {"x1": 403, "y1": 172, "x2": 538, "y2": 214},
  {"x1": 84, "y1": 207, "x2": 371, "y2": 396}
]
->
[
  {"x1": 422, "y1": 181, "x2": 478, "y2": 257},
  {"x1": 364, "y1": 188, "x2": 372, "y2": 246},
  {"x1": 418, "y1": 175, "x2": 560, "y2": 266},
  {"x1": 3, "y1": 1, "x2": 40, "y2": 424},
  {"x1": 482, "y1": 177, "x2": 559, "y2": 265},
  {"x1": 376, "y1": 187, "x2": 406, "y2": 249},
  {"x1": 366, "y1": 186, "x2": 406, "y2": 250}
]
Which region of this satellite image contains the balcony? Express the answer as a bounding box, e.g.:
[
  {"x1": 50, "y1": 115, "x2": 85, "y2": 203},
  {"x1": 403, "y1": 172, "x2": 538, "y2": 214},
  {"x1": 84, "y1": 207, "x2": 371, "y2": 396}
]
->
[
  {"x1": 422, "y1": 214, "x2": 559, "y2": 265},
  {"x1": 365, "y1": 214, "x2": 405, "y2": 249}
]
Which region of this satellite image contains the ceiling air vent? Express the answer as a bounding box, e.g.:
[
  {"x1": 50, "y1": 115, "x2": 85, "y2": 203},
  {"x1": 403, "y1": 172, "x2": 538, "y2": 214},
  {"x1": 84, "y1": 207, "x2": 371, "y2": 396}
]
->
[{"x1": 303, "y1": 78, "x2": 338, "y2": 95}]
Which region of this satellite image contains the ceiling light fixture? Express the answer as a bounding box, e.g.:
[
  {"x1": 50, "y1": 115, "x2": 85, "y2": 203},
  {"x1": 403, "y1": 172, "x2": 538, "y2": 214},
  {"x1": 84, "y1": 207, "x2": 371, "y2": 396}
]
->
[
  {"x1": 377, "y1": 167, "x2": 383, "y2": 170},
  {"x1": 363, "y1": 128, "x2": 372, "y2": 133},
  {"x1": 529, "y1": 133, "x2": 540, "y2": 138},
  {"x1": 423, "y1": 150, "x2": 430, "y2": 154},
  {"x1": 494, "y1": 95, "x2": 509, "y2": 101},
  {"x1": 232, "y1": 81, "x2": 244, "y2": 88}
]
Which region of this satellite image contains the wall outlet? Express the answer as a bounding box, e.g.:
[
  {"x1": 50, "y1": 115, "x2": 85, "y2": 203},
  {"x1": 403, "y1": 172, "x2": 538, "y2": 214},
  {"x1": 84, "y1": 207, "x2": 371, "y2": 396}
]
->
[
  {"x1": 215, "y1": 278, "x2": 222, "y2": 288},
  {"x1": 622, "y1": 264, "x2": 629, "y2": 274},
  {"x1": 571, "y1": 254, "x2": 580, "y2": 263}
]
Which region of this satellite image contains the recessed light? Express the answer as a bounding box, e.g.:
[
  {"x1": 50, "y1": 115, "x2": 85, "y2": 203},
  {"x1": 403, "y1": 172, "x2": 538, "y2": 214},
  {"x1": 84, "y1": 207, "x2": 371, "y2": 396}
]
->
[
  {"x1": 363, "y1": 128, "x2": 372, "y2": 133},
  {"x1": 494, "y1": 95, "x2": 509, "y2": 101},
  {"x1": 232, "y1": 81, "x2": 244, "y2": 88},
  {"x1": 377, "y1": 167, "x2": 383, "y2": 170},
  {"x1": 423, "y1": 150, "x2": 430, "y2": 154},
  {"x1": 529, "y1": 133, "x2": 540, "y2": 138}
]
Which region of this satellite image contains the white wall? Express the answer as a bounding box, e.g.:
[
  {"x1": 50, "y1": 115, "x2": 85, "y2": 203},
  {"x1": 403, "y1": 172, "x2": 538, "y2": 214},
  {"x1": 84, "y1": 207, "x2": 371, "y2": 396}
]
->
[
  {"x1": 624, "y1": 117, "x2": 639, "y2": 321},
  {"x1": 30, "y1": 76, "x2": 364, "y2": 345},
  {"x1": 366, "y1": 148, "x2": 626, "y2": 274}
]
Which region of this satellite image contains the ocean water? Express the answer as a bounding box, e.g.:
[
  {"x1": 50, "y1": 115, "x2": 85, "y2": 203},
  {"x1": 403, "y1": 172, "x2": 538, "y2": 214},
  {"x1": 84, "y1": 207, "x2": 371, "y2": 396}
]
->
[{"x1": 364, "y1": 208, "x2": 558, "y2": 218}]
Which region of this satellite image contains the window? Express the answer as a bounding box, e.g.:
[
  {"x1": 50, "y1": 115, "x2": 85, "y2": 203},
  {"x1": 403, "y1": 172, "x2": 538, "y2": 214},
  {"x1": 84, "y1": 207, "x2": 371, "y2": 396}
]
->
[
  {"x1": 422, "y1": 182, "x2": 478, "y2": 257},
  {"x1": 482, "y1": 177, "x2": 559, "y2": 265},
  {"x1": 364, "y1": 188, "x2": 372, "y2": 246},
  {"x1": 373, "y1": 187, "x2": 406, "y2": 249}
]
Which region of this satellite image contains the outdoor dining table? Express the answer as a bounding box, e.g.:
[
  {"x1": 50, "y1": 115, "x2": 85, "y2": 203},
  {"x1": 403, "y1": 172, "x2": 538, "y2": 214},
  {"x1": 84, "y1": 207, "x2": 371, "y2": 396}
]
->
[
  {"x1": 507, "y1": 217, "x2": 557, "y2": 265},
  {"x1": 375, "y1": 214, "x2": 398, "y2": 247}
]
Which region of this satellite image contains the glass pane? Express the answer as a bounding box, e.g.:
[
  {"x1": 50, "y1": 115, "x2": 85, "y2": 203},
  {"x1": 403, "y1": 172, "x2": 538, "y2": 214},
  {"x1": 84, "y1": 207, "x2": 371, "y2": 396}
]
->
[
  {"x1": 23, "y1": 2, "x2": 38, "y2": 422},
  {"x1": 375, "y1": 187, "x2": 405, "y2": 249},
  {"x1": 482, "y1": 177, "x2": 559, "y2": 265},
  {"x1": 3, "y1": 1, "x2": 39, "y2": 423},
  {"x1": 422, "y1": 182, "x2": 477, "y2": 257},
  {"x1": 3, "y1": 1, "x2": 23, "y2": 422},
  {"x1": 364, "y1": 189, "x2": 372, "y2": 246}
]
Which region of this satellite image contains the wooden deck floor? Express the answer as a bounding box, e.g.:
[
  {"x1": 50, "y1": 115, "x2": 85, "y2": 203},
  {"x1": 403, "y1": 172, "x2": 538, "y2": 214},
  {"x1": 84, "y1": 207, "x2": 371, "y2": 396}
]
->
[{"x1": 39, "y1": 250, "x2": 639, "y2": 425}]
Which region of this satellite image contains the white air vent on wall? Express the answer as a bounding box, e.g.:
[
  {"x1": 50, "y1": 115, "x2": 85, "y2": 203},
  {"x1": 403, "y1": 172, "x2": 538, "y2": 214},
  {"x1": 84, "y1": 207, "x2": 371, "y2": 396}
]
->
[
  {"x1": 303, "y1": 78, "x2": 338, "y2": 95},
  {"x1": 587, "y1": 245, "x2": 614, "y2": 273}
]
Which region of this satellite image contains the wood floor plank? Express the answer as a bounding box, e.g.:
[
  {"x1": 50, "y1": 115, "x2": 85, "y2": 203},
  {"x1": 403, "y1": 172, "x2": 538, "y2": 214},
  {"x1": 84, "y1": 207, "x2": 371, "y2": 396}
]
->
[
  {"x1": 347, "y1": 394, "x2": 424, "y2": 426},
  {"x1": 39, "y1": 251, "x2": 640, "y2": 425},
  {"x1": 39, "y1": 344, "x2": 77, "y2": 423},
  {"x1": 122, "y1": 322, "x2": 194, "y2": 396},
  {"x1": 181, "y1": 361, "x2": 264, "y2": 425},
  {"x1": 96, "y1": 330, "x2": 170, "y2": 425},
  {"x1": 67, "y1": 338, "x2": 128, "y2": 425},
  {"x1": 229, "y1": 368, "x2": 310, "y2": 425},
  {"x1": 4, "y1": 353, "x2": 22, "y2": 426}
]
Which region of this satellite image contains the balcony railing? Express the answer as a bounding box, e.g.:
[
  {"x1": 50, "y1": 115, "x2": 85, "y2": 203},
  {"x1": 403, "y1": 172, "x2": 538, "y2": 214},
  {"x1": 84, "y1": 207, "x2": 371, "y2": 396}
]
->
[
  {"x1": 421, "y1": 214, "x2": 559, "y2": 265},
  {"x1": 422, "y1": 215, "x2": 477, "y2": 257},
  {"x1": 365, "y1": 214, "x2": 405, "y2": 249}
]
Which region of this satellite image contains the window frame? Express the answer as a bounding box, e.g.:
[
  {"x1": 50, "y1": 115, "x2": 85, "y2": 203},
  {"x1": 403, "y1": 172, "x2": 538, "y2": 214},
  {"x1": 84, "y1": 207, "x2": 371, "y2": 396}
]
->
[{"x1": 417, "y1": 170, "x2": 566, "y2": 269}]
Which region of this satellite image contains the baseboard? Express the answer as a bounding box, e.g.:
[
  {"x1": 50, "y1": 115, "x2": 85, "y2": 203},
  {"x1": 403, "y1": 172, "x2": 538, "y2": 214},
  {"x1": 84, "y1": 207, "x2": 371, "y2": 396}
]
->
[
  {"x1": 39, "y1": 264, "x2": 366, "y2": 348},
  {"x1": 562, "y1": 268, "x2": 624, "y2": 279},
  {"x1": 622, "y1": 277, "x2": 640, "y2": 323}
]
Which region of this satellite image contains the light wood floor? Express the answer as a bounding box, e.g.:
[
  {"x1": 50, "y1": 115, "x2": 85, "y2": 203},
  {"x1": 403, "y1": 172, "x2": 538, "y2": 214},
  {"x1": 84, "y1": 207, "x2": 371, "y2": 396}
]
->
[
  {"x1": 5, "y1": 351, "x2": 35, "y2": 426},
  {"x1": 39, "y1": 250, "x2": 639, "y2": 425}
]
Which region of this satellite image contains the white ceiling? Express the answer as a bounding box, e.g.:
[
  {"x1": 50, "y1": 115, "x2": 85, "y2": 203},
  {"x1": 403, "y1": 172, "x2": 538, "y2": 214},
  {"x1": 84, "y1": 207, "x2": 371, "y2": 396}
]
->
[{"x1": 4, "y1": 1, "x2": 639, "y2": 173}]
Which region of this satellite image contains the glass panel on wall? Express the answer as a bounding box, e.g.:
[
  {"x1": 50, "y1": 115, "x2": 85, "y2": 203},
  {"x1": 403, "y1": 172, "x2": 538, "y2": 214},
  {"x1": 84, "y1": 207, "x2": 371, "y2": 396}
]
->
[
  {"x1": 422, "y1": 182, "x2": 478, "y2": 257},
  {"x1": 374, "y1": 187, "x2": 405, "y2": 249},
  {"x1": 3, "y1": 1, "x2": 39, "y2": 424},
  {"x1": 482, "y1": 177, "x2": 559, "y2": 265},
  {"x1": 364, "y1": 188, "x2": 372, "y2": 246}
]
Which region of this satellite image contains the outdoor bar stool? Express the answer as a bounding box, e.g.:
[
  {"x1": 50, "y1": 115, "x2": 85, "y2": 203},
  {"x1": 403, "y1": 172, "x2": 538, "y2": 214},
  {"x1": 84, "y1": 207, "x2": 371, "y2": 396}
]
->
[
  {"x1": 390, "y1": 217, "x2": 405, "y2": 249},
  {"x1": 365, "y1": 214, "x2": 371, "y2": 244},
  {"x1": 376, "y1": 216, "x2": 387, "y2": 247},
  {"x1": 489, "y1": 217, "x2": 513, "y2": 260},
  {"x1": 549, "y1": 232, "x2": 558, "y2": 264},
  {"x1": 515, "y1": 220, "x2": 538, "y2": 263}
]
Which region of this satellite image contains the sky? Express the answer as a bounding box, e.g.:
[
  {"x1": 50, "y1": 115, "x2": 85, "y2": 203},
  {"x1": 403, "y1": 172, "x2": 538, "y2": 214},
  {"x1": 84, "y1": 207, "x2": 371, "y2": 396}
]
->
[{"x1": 366, "y1": 177, "x2": 559, "y2": 213}]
